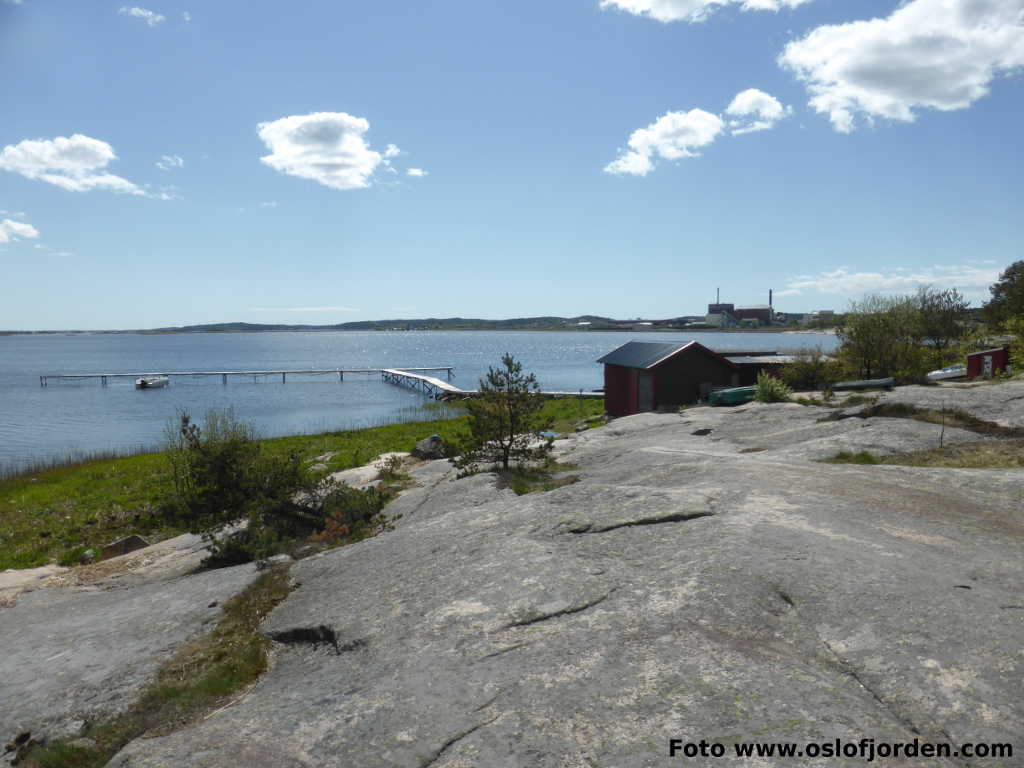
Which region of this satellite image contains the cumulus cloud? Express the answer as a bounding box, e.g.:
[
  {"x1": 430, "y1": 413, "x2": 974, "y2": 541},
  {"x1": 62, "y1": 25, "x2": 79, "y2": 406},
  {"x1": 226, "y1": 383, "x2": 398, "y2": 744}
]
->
[
  {"x1": 257, "y1": 112, "x2": 397, "y2": 191},
  {"x1": 0, "y1": 134, "x2": 146, "y2": 195},
  {"x1": 155, "y1": 154, "x2": 183, "y2": 171},
  {"x1": 779, "y1": 0, "x2": 1024, "y2": 133},
  {"x1": 725, "y1": 88, "x2": 792, "y2": 134},
  {"x1": 600, "y1": 0, "x2": 812, "y2": 24},
  {"x1": 118, "y1": 6, "x2": 166, "y2": 26},
  {"x1": 605, "y1": 108, "x2": 724, "y2": 176},
  {"x1": 0, "y1": 218, "x2": 39, "y2": 244},
  {"x1": 406, "y1": 168, "x2": 428, "y2": 177},
  {"x1": 384, "y1": 144, "x2": 401, "y2": 159},
  {"x1": 777, "y1": 264, "x2": 1002, "y2": 301}
]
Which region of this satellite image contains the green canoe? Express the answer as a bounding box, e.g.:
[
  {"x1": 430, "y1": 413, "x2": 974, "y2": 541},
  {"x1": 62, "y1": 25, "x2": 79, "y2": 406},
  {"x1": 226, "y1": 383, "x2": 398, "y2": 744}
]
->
[{"x1": 709, "y1": 386, "x2": 757, "y2": 406}]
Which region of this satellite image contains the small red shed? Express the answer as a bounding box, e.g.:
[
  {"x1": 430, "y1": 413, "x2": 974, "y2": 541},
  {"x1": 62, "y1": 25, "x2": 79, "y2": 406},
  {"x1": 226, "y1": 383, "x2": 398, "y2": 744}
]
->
[
  {"x1": 597, "y1": 341, "x2": 740, "y2": 417},
  {"x1": 966, "y1": 347, "x2": 1010, "y2": 379}
]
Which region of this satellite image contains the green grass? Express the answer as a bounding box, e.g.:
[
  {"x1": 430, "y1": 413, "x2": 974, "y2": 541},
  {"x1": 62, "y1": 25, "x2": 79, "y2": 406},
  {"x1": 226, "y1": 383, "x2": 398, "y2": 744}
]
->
[
  {"x1": 822, "y1": 451, "x2": 883, "y2": 465},
  {"x1": 22, "y1": 566, "x2": 293, "y2": 768},
  {"x1": 825, "y1": 440, "x2": 1024, "y2": 469},
  {"x1": 0, "y1": 398, "x2": 604, "y2": 570}
]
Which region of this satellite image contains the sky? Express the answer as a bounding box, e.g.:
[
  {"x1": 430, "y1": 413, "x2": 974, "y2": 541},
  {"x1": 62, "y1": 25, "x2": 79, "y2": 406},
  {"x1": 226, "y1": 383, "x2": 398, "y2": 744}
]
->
[{"x1": 1, "y1": 0, "x2": 1022, "y2": 330}]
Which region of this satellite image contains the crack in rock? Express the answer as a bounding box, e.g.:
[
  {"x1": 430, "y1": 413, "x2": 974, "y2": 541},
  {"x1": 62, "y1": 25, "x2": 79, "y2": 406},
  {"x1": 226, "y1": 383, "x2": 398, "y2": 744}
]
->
[
  {"x1": 267, "y1": 625, "x2": 365, "y2": 656},
  {"x1": 565, "y1": 510, "x2": 714, "y2": 534},
  {"x1": 821, "y1": 640, "x2": 921, "y2": 737},
  {"x1": 479, "y1": 642, "x2": 532, "y2": 661},
  {"x1": 418, "y1": 715, "x2": 499, "y2": 768},
  {"x1": 504, "y1": 591, "x2": 613, "y2": 629}
]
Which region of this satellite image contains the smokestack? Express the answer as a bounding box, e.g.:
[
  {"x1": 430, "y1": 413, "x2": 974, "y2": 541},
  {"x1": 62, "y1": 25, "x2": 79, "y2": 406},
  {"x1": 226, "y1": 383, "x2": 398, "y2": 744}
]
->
[
  {"x1": 769, "y1": 289, "x2": 773, "y2": 308},
  {"x1": 717, "y1": 287, "x2": 720, "y2": 304}
]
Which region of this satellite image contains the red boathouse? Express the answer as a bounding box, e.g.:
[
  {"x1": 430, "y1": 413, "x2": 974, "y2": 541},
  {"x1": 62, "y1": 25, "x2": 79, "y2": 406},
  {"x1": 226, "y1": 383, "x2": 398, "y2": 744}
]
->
[{"x1": 598, "y1": 341, "x2": 740, "y2": 417}]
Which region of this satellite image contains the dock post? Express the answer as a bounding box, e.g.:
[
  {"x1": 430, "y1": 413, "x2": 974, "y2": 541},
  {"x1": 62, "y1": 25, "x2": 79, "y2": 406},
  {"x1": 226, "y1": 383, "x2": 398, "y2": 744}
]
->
[
  {"x1": 339, "y1": 371, "x2": 343, "y2": 382},
  {"x1": 282, "y1": 373, "x2": 286, "y2": 383},
  {"x1": 102, "y1": 376, "x2": 107, "y2": 387},
  {"x1": 40, "y1": 376, "x2": 45, "y2": 387},
  {"x1": 222, "y1": 374, "x2": 227, "y2": 385}
]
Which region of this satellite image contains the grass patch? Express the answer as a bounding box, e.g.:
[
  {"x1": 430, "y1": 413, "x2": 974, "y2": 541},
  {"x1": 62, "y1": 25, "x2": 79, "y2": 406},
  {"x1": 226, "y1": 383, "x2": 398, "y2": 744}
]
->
[
  {"x1": 823, "y1": 439, "x2": 1024, "y2": 468},
  {"x1": 822, "y1": 451, "x2": 883, "y2": 465},
  {"x1": 495, "y1": 458, "x2": 581, "y2": 495},
  {"x1": 21, "y1": 565, "x2": 293, "y2": 768},
  {"x1": 0, "y1": 399, "x2": 604, "y2": 570}
]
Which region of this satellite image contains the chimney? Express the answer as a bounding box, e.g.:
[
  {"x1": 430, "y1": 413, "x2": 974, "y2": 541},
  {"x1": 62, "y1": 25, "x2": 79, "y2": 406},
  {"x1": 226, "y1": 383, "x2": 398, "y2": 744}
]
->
[
  {"x1": 717, "y1": 287, "x2": 720, "y2": 304},
  {"x1": 769, "y1": 289, "x2": 773, "y2": 308}
]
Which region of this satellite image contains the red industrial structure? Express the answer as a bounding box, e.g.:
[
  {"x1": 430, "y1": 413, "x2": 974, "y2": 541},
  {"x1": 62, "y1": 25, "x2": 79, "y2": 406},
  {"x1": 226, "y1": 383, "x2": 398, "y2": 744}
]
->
[
  {"x1": 966, "y1": 347, "x2": 1010, "y2": 379},
  {"x1": 598, "y1": 341, "x2": 740, "y2": 416}
]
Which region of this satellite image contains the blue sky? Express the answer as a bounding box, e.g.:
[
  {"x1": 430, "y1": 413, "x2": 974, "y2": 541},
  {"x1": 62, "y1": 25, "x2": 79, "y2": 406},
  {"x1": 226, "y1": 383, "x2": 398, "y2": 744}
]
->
[{"x1": 1, "y1": 0, "x2": 1021, "y2": 329}]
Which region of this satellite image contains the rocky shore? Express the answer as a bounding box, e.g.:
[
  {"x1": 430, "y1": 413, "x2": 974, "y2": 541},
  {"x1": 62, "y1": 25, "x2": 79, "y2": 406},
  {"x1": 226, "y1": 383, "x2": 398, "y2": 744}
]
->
[{"x1": 3, "y1": 381, "x2": 1023, "y2": 767}]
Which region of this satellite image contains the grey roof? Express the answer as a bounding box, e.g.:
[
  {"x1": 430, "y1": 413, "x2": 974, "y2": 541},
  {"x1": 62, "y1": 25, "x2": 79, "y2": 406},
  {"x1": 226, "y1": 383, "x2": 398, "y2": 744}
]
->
[
  {"x1": 725, "y1": 355, "x2": 798, "y2": 365},
  {"x1": 597, "y1": 341, "x2": 693, "y2": 369}
]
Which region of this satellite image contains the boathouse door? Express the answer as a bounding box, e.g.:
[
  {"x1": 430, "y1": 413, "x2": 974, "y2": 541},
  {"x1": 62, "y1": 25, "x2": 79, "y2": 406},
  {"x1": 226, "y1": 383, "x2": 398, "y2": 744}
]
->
[{"x1": 638, "y1": 372, "x2": 654, "y2": 412}]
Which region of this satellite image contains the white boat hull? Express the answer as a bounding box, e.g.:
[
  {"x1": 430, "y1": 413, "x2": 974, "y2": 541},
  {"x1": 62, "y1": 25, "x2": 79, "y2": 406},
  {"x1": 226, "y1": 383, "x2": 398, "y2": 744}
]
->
[{"x1": 135, "y1": 376, "x2": 169, "y2": 389}]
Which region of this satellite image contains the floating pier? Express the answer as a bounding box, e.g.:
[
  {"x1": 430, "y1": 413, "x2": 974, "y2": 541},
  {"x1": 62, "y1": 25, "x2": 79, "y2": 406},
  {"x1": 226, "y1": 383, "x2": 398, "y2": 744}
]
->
[{"x1": 39, "y1": 367, "x2": 454, "y2": 387}]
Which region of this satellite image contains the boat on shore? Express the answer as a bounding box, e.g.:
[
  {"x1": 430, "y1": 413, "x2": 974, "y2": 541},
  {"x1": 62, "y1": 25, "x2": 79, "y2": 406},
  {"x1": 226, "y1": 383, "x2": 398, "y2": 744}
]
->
[
  {"x1": 135, "y1": 375, "x2": 169, "y2": 389},
  {"x1": 925, "y1": 364, "x2": 967, "y2": 383},
  {"x1": 832, "y1": 377, "x2": 895, "y2": 392}
]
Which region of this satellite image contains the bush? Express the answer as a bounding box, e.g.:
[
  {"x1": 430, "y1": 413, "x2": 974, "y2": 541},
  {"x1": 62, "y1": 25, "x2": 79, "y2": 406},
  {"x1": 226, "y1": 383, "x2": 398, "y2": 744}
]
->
[
  {"x1": 163, "y1": 410, "x2": 334, "y2": 566},
  {"x1": 754, "y1": 372, "x2": 793, "y2": 403},
  {"x1": 781, "y1": 347, "x2": 843, "y2": 391}
]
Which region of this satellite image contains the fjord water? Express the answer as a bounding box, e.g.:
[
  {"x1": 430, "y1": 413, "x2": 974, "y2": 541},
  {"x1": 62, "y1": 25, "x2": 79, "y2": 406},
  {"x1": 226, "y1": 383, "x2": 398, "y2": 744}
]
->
[{"x1": 0, "y1": 330, "x2": 838, "y2": 472}]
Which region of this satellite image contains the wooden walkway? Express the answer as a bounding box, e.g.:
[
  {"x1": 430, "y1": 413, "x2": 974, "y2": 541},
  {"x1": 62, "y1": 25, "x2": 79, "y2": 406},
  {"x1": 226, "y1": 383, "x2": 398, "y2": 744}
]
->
[
  {"x1": 39, "y1": 367, "x2": 454, "y2": 387},
  {"x1": 381, "y1": 369, "x2": 464, "y2": 398}
]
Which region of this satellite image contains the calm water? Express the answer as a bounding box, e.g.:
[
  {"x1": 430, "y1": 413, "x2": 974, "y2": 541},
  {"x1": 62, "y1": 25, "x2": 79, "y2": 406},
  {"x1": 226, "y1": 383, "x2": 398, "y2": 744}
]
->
[{"x1": 0, "y1": 330, "x2": 837, "y2": 471}]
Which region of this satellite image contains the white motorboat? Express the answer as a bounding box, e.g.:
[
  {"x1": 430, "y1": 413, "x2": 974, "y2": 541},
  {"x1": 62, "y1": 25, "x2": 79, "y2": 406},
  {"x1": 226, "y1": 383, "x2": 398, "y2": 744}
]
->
[
  {"x1": 135, "y1": 375, "x2": 170, "y2": 389},
  {"x1": 925, "y1": 364, "x2": 967, "y2": 383}
]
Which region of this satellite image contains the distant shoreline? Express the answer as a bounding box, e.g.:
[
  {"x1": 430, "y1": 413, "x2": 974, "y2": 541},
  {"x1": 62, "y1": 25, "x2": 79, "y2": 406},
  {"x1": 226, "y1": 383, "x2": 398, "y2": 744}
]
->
[{"x1": 0, "y1": 323, "x2": 839, "y2": 336}]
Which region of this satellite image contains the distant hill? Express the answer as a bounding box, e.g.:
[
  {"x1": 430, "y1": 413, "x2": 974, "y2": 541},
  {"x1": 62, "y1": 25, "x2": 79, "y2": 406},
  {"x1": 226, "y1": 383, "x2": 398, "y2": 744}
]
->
[{"x1": 148, "y1": 316, "x2": 633, "y2": 333}]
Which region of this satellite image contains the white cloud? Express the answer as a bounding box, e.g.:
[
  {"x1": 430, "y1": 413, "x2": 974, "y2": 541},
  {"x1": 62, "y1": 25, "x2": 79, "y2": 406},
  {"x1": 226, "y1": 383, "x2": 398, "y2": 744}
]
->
[
  {"x1": 0, "y1": 134, "x2": 146, "y2": 195},
  {"x1": 251, "y1": 306, "x2": 360, "y2": 313},
  {"x1": 725, "y1": 88, "x2": 792, "y2": 134},
  {"x1": 779, "y1": 0, "x2": 1024, "y2": 133},
  {"x1": 600, "y1": 0, "x2": 812, "y2": 24},
  {"x1": 777, "y1": 264, "x2": 1002, "y2": 301},
  {"x1": 384, "y1": 144, "x2": 402, "y2": 159},
  {"x1": 406, "y1": 168, "x2": 428, "y2": 177},
  {"x1": 155, "y1": 154, "x2": 183, "y2": 171},
  {"x1": 605, "y1": 108, "x2": 724, "y2": 176},
  {"x1": 182, "y1": 10, "x2": 191, "y2": 22},
  {"x1": 0, "y1": 218, "x2": 39, "y2": 244},
  {"x1": 257, "y1": 112, "x2": 393, "y2": 190},
  {"x1": 259, "y1": 201, "x2": 278, "y2": 208},
  {"x1": 118, "y1": 6, "x2": 166, "y2": 26}
]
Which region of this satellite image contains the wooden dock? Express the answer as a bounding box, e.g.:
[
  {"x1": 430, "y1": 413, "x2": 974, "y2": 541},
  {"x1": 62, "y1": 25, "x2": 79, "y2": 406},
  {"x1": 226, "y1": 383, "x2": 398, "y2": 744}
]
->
[
  {"x1": 381, "y1": 369, "x2": 464, "y2": 398},
  {"x1": 39, "y1": 367, "x2": 454, "y2": 387}
]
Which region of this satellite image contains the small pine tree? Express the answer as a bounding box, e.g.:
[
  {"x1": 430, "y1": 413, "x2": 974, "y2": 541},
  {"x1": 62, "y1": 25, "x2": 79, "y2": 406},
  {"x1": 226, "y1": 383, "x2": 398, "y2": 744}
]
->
[{"x1": 455, "y1": 354, "x2": 551, "y2": 471}]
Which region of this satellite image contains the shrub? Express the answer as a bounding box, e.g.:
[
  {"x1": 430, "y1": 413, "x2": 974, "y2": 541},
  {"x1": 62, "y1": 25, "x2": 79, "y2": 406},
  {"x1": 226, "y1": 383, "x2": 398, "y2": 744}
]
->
[
  {"x1": 162, "y1": 410, "x2": 334, "y2": 566},
  {"x1": 754, "y1": 372, "x2": 793, "y2": 403},
  {"x1": 781, "y1": 346, "x2": 843, "y2": 391}
]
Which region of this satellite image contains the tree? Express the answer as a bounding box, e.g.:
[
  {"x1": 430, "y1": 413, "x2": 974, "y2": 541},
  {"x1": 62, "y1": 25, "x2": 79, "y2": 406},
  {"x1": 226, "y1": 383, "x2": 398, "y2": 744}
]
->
[
  {"x1": 837, "y1": 295, "x2": 928, "y2": 381},
  {"x1": 915, "y1": 285, "x2": 969, "y2": 351},
  {"x1": 455, "y1": 354, "x2": 551, "y2": 471},
  {"x1": 984, "y1": 261, "x2": 1024, "y2": 325}
]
